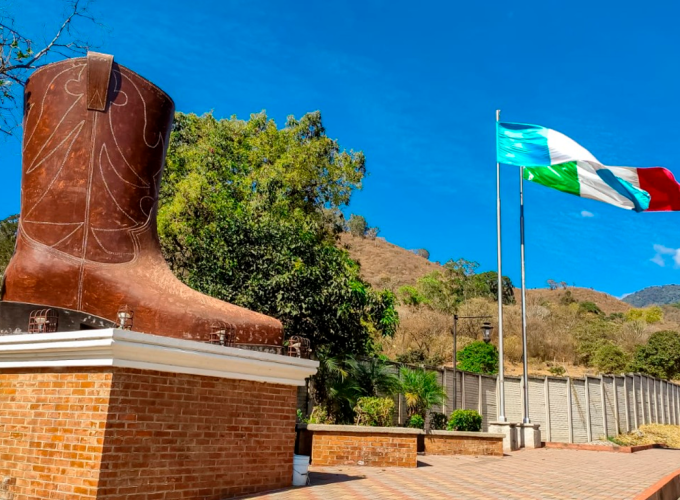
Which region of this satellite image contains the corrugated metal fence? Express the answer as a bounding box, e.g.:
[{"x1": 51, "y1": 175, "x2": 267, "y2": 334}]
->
[{"x1": 299, "y1": 364, "x2": 680, "y2": 443}]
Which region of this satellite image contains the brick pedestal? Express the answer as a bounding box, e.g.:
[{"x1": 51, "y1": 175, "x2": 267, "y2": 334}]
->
[
  {"x1": 423, "y1": 430, "x2": 504, "y2": 456},
  {"x1": 0, "y1": 329, "x2": 318, "y2": 500},
  {"x1": 306, "y1": 425, "x2": 420, "y2": 468}
]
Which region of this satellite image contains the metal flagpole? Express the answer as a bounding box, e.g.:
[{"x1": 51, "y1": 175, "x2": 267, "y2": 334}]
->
[
  {"x1": 496, "y1": 109, "x2": 506, "y2": 422},
  {"x1": 520, "y1": 166, "x2": 530, "y2": 424}
]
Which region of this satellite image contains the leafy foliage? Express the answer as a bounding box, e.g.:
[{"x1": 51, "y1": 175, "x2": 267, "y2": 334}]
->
[
  {"x1": 310, "y1": 352, "x2": 400, "y2": 424},
  {"x1": 592, "y1": 343, "x2": 629, "y2": 374},
  {"x1": 159, "y1": 111, "x2": 396, "y2": 356},
  {"x1": 447, "y1": 409, "x2": 482, "y2": 432},
  {"x1": 548, "y1": 365, "x2": 566, "y2": 377},
  {"x1": 579, "y1": 301, "x2": 603, "y2": 315},
  {"x1": 456, "y1": 341, "x2": 499, "y2": 375},
  {"x1": 429, "y1": 412, "x2": 448, "y2": 431},
  {"x1": 345, "y1": 357, "x2": 401, "y2": 398},
  {"x1": 413, "y1": 248, "x2": 430, "y2": 259},
  {"x1": 398, "y1": 261, "x2": 514, "y2": 314},
  {"x1": 626, "y1": 306, "x2": 663, "y2": 324},
  {"x1": 354, "y1": 397, "x2": 395, "y2": 427},
  {"x1": 399, "y1": 367, "x2": 446, "y2": 419},
  {"x1": 347, "y1": 214, "x2": 367, "y2": 237},
  {"x1": 629, "y1": 330, "x2": 680, "y2": 379},
  {"x1": 0, "y1": 214, "x2": 17, "y2": 275},
  {"x1": 407, "y1": 414, "x2": 425, "y2": 429}
]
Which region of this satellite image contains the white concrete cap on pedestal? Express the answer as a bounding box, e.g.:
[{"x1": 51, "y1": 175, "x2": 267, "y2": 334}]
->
[
  {"x1": 488, "y1": 421, "x2": 519, "y2": 452},
  {"x1": 520, "y1": 423, "x2": 542, "y2": 449},
  {"x1": 0, "y1": 329, "x2": 319, "y2": 386}
]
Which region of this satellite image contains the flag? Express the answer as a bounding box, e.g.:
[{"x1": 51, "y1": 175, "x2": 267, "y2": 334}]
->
[{"x1": 496, "y1": 122, "x2": 680, "y2": 212}]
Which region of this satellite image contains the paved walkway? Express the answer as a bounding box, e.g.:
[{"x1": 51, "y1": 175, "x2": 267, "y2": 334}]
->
[{"x1": 241, "y1": 448, "x2": 680, "y2": 500}]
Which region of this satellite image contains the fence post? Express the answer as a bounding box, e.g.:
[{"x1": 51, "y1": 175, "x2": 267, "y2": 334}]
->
[
  {"x1": 647, "y1": 376, "x2": 653, "y2": 423},
  {"x1": 567, "y1": 377, "x2": 574, "y2": 444},
  {"x1": 584, "y1": 375, "x2": 592, "y2": 442},
  {"x1": 442, "y1": 367, "x2": 447, "y2": 415},
  {"x1": 632, "y1": 375, "x2": 639, "y2": 429},
  {"x1": 478, "y1": 374, "x2": 483, "y2": 415},
  {"x1": 461, "y1": 371, "x2": 466, "y2": 410},
  {"x1": 623, "y1": 375, "x2": 630, "y2": 433},
  {"x1": 600, "y1": 375, "x2": 608, "y2": 437},
  {"x1": 653, "y1": 378, "x2": 659, "y2": 423},
  {"x1": 661, "y1": 381, "x2": 666, "y2": 425},
  {"x1": 612, "y1": 375, "x2": 620, "y2": 435},
  {"x1": 544, "y1": 377, "x2": 551, "y2": 443}
]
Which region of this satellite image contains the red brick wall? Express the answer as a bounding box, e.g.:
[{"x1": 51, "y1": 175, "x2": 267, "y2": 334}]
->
[
  {"x1": 424, "y1": 434, "x2": 503, "y2": 456},
  {"x1": 311, "y1": 431, "x2": 417, "y2": 468},
  {"x1": 0, "y1": 368, "x2": 111, "y2": 500},
  {"x1": 0, "y1": 367, "x2": 299, "y2": 500}
]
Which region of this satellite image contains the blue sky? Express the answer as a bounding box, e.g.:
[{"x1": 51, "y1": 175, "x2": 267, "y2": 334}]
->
[{"x1": 4, "y1": 0, "x2": 680, "y2": 297}]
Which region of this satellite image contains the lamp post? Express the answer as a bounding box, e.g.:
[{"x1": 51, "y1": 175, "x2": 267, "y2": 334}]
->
[{"x1": 452, "y1": 315, "x2": 493, "y2": 411}]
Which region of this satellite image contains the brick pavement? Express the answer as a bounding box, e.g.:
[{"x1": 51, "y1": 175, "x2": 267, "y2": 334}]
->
[{"x1": 239, "y1": 448, "x2": 680, "y2": 500}]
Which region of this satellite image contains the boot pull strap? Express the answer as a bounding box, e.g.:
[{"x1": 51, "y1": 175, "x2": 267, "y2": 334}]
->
[{"x1": 87, "y1": 51, "x2": 114, "y2": 112}]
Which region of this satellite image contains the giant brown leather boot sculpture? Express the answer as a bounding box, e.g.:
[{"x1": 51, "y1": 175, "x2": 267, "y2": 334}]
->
[{"x1": 2, "y1": 52, "x2": 283, "y2": 345}]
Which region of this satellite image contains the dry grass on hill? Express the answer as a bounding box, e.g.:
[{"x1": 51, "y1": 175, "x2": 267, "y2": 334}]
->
[
  {"x1": 338, "y1": 233, "x2": 440, "y2": 290},
  {"x1": 613, "y1": 424, "x2": 680, "y2": 448},
  {"x1": 341, "y1": 231, "x2": 677, "y2": 376},
  {"x1": 524, "y1": 288, "x2": 631, "y2": 315}
]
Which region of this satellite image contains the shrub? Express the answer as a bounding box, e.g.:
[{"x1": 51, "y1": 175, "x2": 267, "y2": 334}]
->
[
  {"x1": 413, "y1": 248, "x2": 430, "y2": 259},
  {"x1": 429, "y1": 412, "x2": 447, "y2": 430},
  {"x1": 626, "y1": 307, "x2": 663, "y2": 324},
  {"x1": 307, "y1": 405, "x2": 332, "y2": 424},
  {"x1": 348, "y1": 214, "x2": 367, "y2": 237},
  {"x1": 629, "y1": 330, "x2": 680, "y2": 379},
  {"x1": 579, "y1": 301, "x2": 603, "y2": 315},
  {"x1": 407, "y1": 414, "x2": 425, "y2": 429},
  {"x1": 548, "y1": 365, "x2": 566, "y2": 377},
  {"x1": 592, "y1": 343, "x2": 629, "y2": 374},
  {"x1": 399, "y1": 367, "x2": 447, "y2": 419},
  {"x1": 354, "y1": 397, "x2": 395, "y2": 427},
  {"x1": 457, "y1": 341, "x2": 499, "y2": 375},
  {"x1": 447, "y1": 409, "x2": 482, "y2": 432}
]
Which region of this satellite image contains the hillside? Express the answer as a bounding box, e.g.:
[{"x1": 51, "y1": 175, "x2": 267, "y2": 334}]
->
[
  {"x1": 340, "y1": 232, "x2": 633, "y2": 315},
  {"x1": 525, "y1": 288, "x2": 631, "y2": 315},
  {"x1": 340, "y1": 231, "x2": 678, "y2": 377},
  {"x1": 338, "y1": 233, "x2": 441, "y2": 290},
  {"x1": 623, "y1": 285, "x2": 680, "y2": 307}
]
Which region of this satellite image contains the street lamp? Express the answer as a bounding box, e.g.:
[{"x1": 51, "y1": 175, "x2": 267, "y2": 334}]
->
[{"x1": 452, "y1": 314, "x2": 493, "y2": 411}]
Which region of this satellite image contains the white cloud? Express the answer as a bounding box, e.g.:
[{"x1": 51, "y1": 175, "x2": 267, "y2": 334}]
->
[
  {"x1": 580, "y1": 210, "x2": 594, "y2": 218},
  {"x1": 651, "y1": 244, "x2": 680, "y2": 268}
]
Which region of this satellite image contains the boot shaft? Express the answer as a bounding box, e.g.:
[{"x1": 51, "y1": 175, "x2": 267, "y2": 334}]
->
[{"x1": 21, "y1": 54, "x2": 175, "y2": 264}]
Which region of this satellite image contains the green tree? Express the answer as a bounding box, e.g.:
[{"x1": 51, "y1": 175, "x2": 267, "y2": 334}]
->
[
  {"x1": 399, "y1": 367, "x2": 446, "y2": 419},
  {"x1": 629, "y1": 330, "x2": 680, "y2": 379},
  {"x1": 625, "y1": 306, "x2": 663, "y2": 324},
  {"x1": 347, "y1": 214, "x2": 367, "y2": 237},
  {"x1": 0, "y1": 214, "x2": 17, "y2": 275},
  {"x1": 456, "y1": 341, "x2": 499, "y2": 375},
  {"x1": 159, "y1": 111, "x2": 395, "y2": 356},
  {"x1": 592, "y1": 343, "x2": 629, "y2": 374},
  {"x1": 346, "y1": 357, "x2": 400, "y2": 398}
]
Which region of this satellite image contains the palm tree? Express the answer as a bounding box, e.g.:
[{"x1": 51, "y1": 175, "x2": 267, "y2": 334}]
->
[
  {"x1": 348, "y1": 357, "x2": 400, "y2": 398},
  {"x1": 399, "y1": 367, "x2": 447, "y2": 419}
]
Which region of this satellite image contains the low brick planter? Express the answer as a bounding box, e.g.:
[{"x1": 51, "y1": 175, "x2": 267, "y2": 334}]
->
[
  {"x1": 296, "y1": 425, "x2": 505, "y2": 468},
  {"x1": 423, "y1": 430, "x2": 504, "y2": 457},
  {"x1": 303, "y1": 424, "x2": 420, "y2": 468}
]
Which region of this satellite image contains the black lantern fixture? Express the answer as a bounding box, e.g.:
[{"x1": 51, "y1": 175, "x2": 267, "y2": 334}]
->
[{"x1": 481, "y1": 322, "x2": 493, "y2": 344}]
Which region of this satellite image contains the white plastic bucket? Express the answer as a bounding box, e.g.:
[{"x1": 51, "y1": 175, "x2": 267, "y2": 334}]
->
[{"x1": 292, "y1": 454, "x2": 310, "y2": 486}]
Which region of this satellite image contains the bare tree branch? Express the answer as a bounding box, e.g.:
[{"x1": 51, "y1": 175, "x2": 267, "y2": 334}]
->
[{"x1": 0, "y1": 0, "x2": 98, "y2": 136}]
